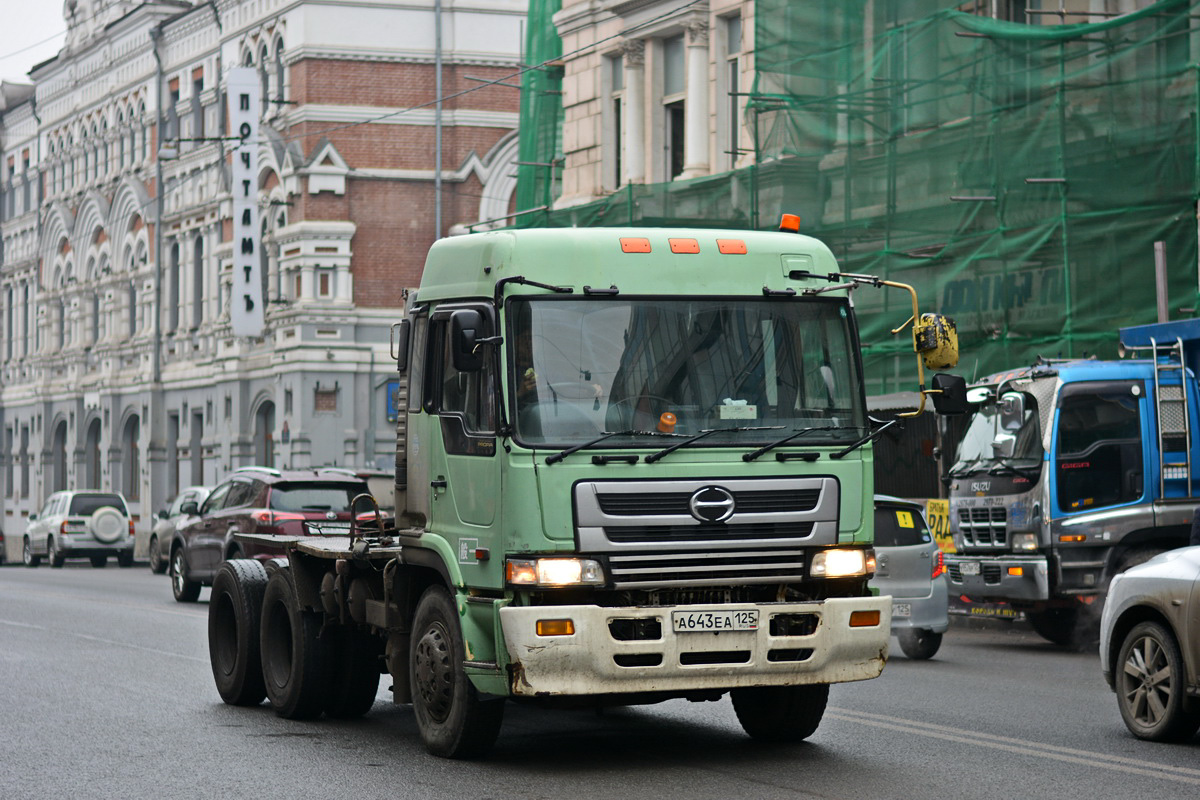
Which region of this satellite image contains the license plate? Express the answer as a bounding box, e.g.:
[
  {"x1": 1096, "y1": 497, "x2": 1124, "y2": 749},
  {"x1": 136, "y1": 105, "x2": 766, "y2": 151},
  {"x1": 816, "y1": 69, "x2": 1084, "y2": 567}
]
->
[
  {"x1": 672, "y1": 609, "x2": 759, "y2": 633},
  {"x1": 959, "y1": 561, "x2": 981, "y2": 576},
  {"x1": 892, "y1": 602, "x2": 911, "y2": 618}
]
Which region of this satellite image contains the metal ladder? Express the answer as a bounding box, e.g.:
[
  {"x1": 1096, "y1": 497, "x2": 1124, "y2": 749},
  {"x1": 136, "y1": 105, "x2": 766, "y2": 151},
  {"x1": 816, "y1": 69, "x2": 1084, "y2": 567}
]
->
[{"x1": 1150, "y1": 336, "x2": 1193, "y2": 498}]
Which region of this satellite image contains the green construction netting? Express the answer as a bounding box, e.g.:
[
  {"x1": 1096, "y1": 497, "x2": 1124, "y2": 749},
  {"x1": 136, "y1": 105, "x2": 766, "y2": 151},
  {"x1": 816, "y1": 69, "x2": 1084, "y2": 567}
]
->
[
  {"x1": 516, "y1": 0, "x2": 1200, "y2": 394},
  {"x1": 514, "y1": 0, "x2": 564, "y2": 214}
]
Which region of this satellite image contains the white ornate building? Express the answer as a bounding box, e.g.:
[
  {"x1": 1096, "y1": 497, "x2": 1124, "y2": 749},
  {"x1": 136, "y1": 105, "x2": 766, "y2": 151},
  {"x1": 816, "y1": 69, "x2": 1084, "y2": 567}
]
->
[{"x1": 0, "y1": 0, "x2": 524, "y2": 558}]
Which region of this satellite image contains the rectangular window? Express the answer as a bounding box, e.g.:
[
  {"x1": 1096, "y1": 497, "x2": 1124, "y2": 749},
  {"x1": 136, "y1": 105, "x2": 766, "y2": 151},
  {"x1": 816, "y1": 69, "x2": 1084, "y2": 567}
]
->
[
  {"x1": 724, "y1": 16, "x2": 743, "y2": 171},
  {"x1": 662, "y1": 36, "x2": 686, "y2": 181},
  {"x1": 315, "y1": 388, "x2": 338, "y2": 412},
  {"x1": 1055, "y1": 382, "x2": 1144, "y2": 513},
  {"x1": 193, "y1": 77, "x2": 205, "y2": 141},
  {"x1": 606, "y1": 54, "x2": 624, "y2": 190},
  {"x1": 318, "y1": 270, "x2": 332, "y2": 298}
]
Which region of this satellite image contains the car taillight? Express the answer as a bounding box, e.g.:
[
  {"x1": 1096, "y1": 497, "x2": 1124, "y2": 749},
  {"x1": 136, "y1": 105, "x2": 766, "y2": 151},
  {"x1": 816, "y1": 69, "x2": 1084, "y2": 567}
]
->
[
  {"x1": 932, "y1": 550, "x2": 946, "y2": 580},
  {"x1": 129, "y1": 520, "x2": 135, "y2": 537},
  {"x1": 251, "y1": 510, "x2": 307, "y2": 525},
  {"x1": 61, "y1": 521, "x2": 69, "y2": 535}
]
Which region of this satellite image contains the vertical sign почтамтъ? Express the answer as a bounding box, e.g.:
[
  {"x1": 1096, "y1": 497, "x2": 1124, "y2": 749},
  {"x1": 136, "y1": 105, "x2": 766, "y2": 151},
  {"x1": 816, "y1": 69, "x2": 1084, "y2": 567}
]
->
[{"x1": 227, "y1": 67, "x2": 264, "y2": 337}]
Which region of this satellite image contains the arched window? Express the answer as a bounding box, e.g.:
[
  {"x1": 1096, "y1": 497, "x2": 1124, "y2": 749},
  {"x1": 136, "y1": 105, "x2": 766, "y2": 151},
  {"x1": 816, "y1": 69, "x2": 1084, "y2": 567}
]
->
[
  {"x1": 275, "y1": 38, "x2": 286, "y2": 102},
  {"x1": 138, "y1": 103, "x2": 148, "y2": 162},
  {"x1": 192, "y1": 235, "x2": 204, "y2": 328},
  {"x1": 122, "y1": 414, "x2": 140, "y2": 501},
  {"x1": 168, "y1": 241, "x2": 180, "y2": 332},
  {"x1": 117, "y1": 111, "x2": 126, "y2": 168},
  {"x1": 260, "y1": 45, "x2": 270, "y2": 114}
]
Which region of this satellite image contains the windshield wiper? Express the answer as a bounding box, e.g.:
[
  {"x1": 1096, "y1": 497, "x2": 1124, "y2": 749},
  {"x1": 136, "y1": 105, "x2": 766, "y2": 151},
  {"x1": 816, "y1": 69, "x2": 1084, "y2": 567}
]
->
[
  {"x1": 545, "y1": 429, "x2": 673, "y2": 465},
  {"x1": 948, "y1": 460, "x2": 983, "y2": 478},
  {"x1": 644, "y1": 425, "x2": 784, "y2": 464},
  {"x1": 830, "y1": 418, "x2": 901, "y2": 460},
  {"x1": 989, "y1": 459, "x2": 1040, "y2": 480},
  {"x1": 742, "y1": 425, "x2": 861, "y2": 462}
]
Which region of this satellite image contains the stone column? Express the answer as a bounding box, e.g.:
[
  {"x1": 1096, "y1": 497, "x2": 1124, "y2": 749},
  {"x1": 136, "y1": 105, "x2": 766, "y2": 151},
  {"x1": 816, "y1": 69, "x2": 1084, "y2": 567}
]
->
[
  {"x1": 622, "y1": 40, "x2": 646, "y2": 185},
  {"x1": 681, "y1": 20, "x2": 710, "y2": 180}
]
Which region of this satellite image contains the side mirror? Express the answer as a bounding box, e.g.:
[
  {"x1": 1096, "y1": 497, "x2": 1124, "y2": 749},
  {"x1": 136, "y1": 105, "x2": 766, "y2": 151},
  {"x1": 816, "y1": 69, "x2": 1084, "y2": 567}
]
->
[
  {"x1": 999, "y1": 391, "x2": 1026, "y2": 431},
  {"x1": 180, "y1": 501, "x2": 199, "y2": 516},
  {"x1": 930, "y1": 373, "x2": 969, "y2": 415},
  {"x1": 915, "y1": 313, "x2": 959, "y2": 369},
  {"x1": 992, "y1": 432, "x2": 1016, "y2": 459},
  {"x1": 28, "y1": 513, "x2": 38, "y2": 521},
  {"x1": 157, "y1": 509, "x2": 170, "y2": 520},
  {"x1": 450, "y1": 309, "x2": 491, "y2": 372},
  {"x1": 391, "y1": 319, "x2": 410, "y2": 373}
]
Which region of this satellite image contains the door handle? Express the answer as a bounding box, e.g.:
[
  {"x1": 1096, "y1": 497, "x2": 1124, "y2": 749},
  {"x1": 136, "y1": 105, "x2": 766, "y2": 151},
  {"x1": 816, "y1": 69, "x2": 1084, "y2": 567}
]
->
[{"x1": 431, "y1": 479, "x2": 448, "y2": 489}]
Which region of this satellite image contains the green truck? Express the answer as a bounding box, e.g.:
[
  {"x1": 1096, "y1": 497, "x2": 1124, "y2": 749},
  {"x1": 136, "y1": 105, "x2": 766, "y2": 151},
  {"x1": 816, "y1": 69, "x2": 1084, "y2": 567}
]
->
[{"x1": 206, "y1": 223, "x2": 963, "y2": 758}]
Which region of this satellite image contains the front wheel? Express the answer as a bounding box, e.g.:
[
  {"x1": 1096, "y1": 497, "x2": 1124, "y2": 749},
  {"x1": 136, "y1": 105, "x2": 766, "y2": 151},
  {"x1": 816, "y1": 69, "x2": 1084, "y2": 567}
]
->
[
  {"x1": 731, "y1": 683, "x2": 829, "y2": 742},
  {"x1": 23, "y1": 538, "x2": 41, "y2": 567},
  {"x1": 170, "y1": 548, "x2": 201, "y2": 602},
  {"x1": 410, "y1": 587, "x2": 505, "y2": 758},
  {"x1": 209, "y1": 559, "x2": 269, "y2": 706},
  {"x1": 148, "y1": 536, "x2": 167, "y2": 574},
  {"x1": 1116, "y1": 621, "x2": 1200, "y2": 742},
  {"x1": 898, "y1": 628, "x2": 943, "y2": 660}
]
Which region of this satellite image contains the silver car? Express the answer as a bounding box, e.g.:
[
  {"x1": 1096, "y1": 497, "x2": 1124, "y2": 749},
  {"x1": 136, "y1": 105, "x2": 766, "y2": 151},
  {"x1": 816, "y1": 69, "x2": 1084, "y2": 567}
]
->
[
  {"x1": 1100, "y1": 546, "x2": 1200, "y2": 742},
  {"x1": 22, "y1": 491, "x2": 134, "y2": 568},
  {"x1": 870, "y1": 496, "x2": 950, "y2": 660},
  {"x1": 148, "y1": 486, "x2": 211, "y2": 574}
]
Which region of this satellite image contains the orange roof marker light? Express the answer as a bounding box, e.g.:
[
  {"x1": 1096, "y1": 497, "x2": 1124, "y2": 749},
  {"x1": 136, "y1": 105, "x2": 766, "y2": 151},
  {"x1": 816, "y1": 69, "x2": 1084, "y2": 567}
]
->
[
  {"x1": 779, "y1": 213, "x2": 802, "y2": 233},
  {"x1": 657, "y1": 412, "x2": 677, "y2": 433},
  {"x1": 716, "y1": 239, "x2": 747, "y2": 254},
  {"x1": 669, "y1": 238, "x2": 700, "y2": 254},
  {"x1": 620, "y1": 237, "x2": 652, "y2": 253}
]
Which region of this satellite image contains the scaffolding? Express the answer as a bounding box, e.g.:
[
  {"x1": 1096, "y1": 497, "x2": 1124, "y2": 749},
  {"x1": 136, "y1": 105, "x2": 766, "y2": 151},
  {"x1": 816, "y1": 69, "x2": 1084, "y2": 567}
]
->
[{"x1": 516, "y1": 0, "x2": 1200, "y2": 393}]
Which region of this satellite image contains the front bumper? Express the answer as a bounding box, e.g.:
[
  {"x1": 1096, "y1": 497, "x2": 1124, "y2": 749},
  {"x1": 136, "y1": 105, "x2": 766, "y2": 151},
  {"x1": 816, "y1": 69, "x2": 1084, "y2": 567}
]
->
[
  {"x1": 945, "y1": 554, "x2": 1050, "y2": 602},
  {"x1": 499, "y1": 596, "x2": 891, "y2": 697}
]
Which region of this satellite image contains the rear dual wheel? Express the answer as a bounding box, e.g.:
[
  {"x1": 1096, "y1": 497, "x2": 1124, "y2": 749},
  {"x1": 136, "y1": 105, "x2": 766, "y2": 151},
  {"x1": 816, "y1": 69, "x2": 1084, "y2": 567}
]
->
[
  {"x1": 209, "y1": 559, "x2": 269, "y2": 706},
  {"x1": 260, "y1": 568, "x2": 328, "y2": 720}
]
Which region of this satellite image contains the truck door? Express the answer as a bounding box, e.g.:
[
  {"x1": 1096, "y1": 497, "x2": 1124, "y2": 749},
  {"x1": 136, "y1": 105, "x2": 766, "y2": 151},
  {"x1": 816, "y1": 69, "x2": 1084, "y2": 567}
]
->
[
  {"x1": 425, "y1": 306, "x2": 501, "y2": 587},
  {"x1": 1051, "y1": 381, "x2": 1146, "y2": 516}
]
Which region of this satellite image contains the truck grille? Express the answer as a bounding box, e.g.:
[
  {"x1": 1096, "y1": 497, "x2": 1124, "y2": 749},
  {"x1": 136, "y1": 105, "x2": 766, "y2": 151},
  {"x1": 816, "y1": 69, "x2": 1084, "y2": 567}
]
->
[
  {"x1": 606, "y1": 548, "x2": 806, "y2": 589},
  {"x1": 946, "y1": 562, "x2": 1004, "y2": 585},
  {"x1": 958, "y1": 506, "x2": 1008, "y2": 548},
  {"x1": 576, "y1": 477, "x2": 839, "y2": 589}
]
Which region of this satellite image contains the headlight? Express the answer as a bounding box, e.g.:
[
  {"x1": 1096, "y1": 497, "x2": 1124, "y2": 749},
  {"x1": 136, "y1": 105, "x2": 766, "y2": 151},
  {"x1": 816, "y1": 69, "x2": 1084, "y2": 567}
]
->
[
  {"x1": 810, "y1": 548, "x2": 873, "y2": 578},
  {"x1": 506, "y1": 557, "x2": 605, "y2": 587},
  {"x1": 1012, "y1": 532, "x2": 1038, "y2": 552}
]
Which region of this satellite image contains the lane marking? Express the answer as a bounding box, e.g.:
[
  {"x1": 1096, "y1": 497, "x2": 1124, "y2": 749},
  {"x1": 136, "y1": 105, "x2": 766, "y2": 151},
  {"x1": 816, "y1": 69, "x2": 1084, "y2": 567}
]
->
[
  {"x1": 829, "y1": 707, "x2": 1200, "y2": 785},
  {"x1": 0, "y1": 618, "x2": 208, "y2": 663}
]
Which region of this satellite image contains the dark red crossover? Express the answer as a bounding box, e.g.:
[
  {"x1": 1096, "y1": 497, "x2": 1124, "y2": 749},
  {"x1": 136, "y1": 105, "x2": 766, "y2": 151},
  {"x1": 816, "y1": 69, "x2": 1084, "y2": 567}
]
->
[{"x1": 169, "y1": 467, "x2": 371, "y2": 602}]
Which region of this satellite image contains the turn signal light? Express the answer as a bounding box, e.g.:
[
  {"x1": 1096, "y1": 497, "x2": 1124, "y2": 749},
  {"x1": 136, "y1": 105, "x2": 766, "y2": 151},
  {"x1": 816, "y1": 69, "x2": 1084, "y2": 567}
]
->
[
  {"x1": 1008, "y1": 566, "x2": 1024, "y2": 577},
  {"x1": 536, "y1": 619, "x2": 576, "y2": 636},
  {"x1": 849, "y1": 610, "x2": 881, "y2": 628},
  {"x1": 1059, "y1": 534, "x2": 1086, "y2": 543}
]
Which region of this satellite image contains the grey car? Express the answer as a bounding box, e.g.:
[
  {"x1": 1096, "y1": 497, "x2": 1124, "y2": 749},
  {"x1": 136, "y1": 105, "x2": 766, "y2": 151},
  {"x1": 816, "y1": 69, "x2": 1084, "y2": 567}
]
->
[
  {"x1": 148, "y1": 486, "x2": 211, "y2": 574},
  {"x1": 870, "y1": 496, "x2": 950, "y2": 660},
  {"x1": 22, "y1": 491, "x2": 134, "y2": 568},
  {"x1": 1100, "y1": 546, "x2": 1200, "y2": 742}
]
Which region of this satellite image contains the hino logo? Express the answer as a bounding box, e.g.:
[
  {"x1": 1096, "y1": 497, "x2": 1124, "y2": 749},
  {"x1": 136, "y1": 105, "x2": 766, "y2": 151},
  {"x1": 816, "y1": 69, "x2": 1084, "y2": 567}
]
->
[
  {"x1": 971, "y1": 481, "x2": 991, "y2": 492},
  {"x1": 689, "y1": 486, "x2": 735, "y2": 523}
]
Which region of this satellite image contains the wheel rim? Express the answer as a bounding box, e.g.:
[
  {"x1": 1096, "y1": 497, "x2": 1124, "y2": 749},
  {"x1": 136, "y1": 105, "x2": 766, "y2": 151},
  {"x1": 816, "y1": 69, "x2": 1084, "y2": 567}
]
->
[
  {"x1": 149, "y1": 538, "x2": 160, "y2": 570},
  {"x1": 23, "y1": 540, "x2": 31, "y2": 564},
  {"x1": 171, "y1": 552, "x2": 185, "y2": 594},
  {"x1": 414, "y1": 621, "x2": 454, "y2": 722},
  {"x1": 49, "y1": 539, "x2": 57, "y2": 563},
  {"x1": 1121, "y1": 633, "x2": 1173, "y2": 728}
]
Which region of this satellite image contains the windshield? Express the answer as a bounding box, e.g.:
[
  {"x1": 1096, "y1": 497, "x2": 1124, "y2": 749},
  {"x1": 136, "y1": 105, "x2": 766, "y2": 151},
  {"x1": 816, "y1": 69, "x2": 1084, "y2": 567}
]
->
[
  {"x1": 953, "y1": 395, "x2": 1043, "y2": 472},
  {"x1": 509, "y1": 296, "x2": 865, "y2": 447}
]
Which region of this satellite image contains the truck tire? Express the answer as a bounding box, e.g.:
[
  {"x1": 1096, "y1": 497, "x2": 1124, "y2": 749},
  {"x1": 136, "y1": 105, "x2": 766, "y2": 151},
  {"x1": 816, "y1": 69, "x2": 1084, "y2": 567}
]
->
[
  {"x1": 1026, "y1": 607, "x2": 1078, "y2": 646},
  {"x1": 323, "y1": 627, "x2": 382, "y2": 719},
  {"x1": 409, "y1": 586, "x2": 505, "y2": 758},
  {"x1": 898, "y1": 628, "x2": 943, "y2": 660},
  {"x1": 260, "y1": 568, "x2": 329, "y2": 720},
  {"x1": 1116, "y1": 621, "x2": 1200, "y2": 742},
  {"x1": 732, "y1": 683, "x2": 829, "y2": 742},
  {"x1": 209, "y1": 559, "x2": 269, "y2": 706},
  {"x1": 170, "y1": 548, "x2": 201, "y2": 603}
]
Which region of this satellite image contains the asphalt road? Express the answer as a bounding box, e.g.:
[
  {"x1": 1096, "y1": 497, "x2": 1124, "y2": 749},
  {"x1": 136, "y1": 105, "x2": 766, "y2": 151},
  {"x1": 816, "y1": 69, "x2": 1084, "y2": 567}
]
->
[{"x1": 1, "y1": 564, "x2": 1198, "y2": 799}]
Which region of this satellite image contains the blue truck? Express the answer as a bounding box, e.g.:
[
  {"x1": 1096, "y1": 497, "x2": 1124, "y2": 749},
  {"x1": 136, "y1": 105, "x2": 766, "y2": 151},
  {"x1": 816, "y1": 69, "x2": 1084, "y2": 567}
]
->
[{"x1": 945, "y1": 319, "x2": 1199, "y2": 645}]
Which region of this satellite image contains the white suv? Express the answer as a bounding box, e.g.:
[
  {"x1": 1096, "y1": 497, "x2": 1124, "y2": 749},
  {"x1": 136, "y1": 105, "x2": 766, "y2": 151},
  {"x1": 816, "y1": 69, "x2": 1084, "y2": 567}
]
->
[{"x1": 22, "y1": 491, "x2": 135, "y2": 568}]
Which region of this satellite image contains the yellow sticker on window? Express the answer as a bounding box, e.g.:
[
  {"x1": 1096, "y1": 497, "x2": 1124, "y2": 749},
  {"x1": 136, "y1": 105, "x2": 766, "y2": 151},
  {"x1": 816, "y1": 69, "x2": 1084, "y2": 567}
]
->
[{"x1": 895, "y1": 510, "x2": 914, "y2": 528}]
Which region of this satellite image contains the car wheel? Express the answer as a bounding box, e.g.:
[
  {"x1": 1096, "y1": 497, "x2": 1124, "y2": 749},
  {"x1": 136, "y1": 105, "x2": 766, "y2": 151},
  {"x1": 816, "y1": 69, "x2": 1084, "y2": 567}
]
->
[
  {"x1": 410, "y1": 586, "x2": 505, "y2": 758},
  {"x1": 1026, "y1": 607, "x2": 1079, "y2": 646},
  {"x1": 324, "y1": 627, "x2": 382, "y2": 719},
  {"x1": 1116, "y1": 621, "x2": 1200, "y2": 742},
  {"x1": 170, "y1": 548, "x2": 201, "y2": 602},
  {"x1": 117, "y1": 550, "x2": 134, "y2": 568},
  {"x1": 731, "y1": 683, "x2": 829, "y2": 742},
  {"x1": 49, "y1": 537, "x2": 66, "y2": 569},
  {"x1": 898, "y1": 628, "x2": 943, "y2": 660},
  {"x1": 22, "y1": 538, "x2": 41, "y2": 568},
  {"x1": 148, "y1": 536, "x2": 167, "y2": 574},
  {"x1": 209, "y1": 559, "x2": 269, "y2": 706},
  {"x1": 260, "y1": 568, "x2": 328, "y2": 720},
  {"x1": 90, "y1": 555, "x2": 108, "y2": 568}
]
